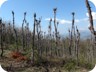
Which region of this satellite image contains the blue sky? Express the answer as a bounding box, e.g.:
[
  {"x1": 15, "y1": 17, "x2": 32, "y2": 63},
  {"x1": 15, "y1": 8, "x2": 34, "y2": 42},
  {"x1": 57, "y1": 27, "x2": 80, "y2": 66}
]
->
[{"x1": 0, "y1": 0, "x2": 96, "y2": 35}]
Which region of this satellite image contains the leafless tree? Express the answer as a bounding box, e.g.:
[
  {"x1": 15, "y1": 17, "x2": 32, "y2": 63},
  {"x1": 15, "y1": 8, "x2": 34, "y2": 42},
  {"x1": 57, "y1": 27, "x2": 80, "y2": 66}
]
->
[
  {"x1": 53, "y1": 8, "x2": 58, "y2": 56},
  {"x1": 22, "y1": 12, "x2": 27, "y2": 51},
  {"x1": 68, "y1": 29, "x2": 72, "y2": 56},
  {"x1": 76, "y1": 26, "x2": 80, "y2": 65},
  {"x1": 32, "y1": 13, "x2": 36, "y2": 64},
  {"x1": 0, "y1": 19, "x2": 4, "y2": 57},
  {"x1": 12, "y1": 11, "x2": 18, "y2": 51},
  {"x1": 85, "y1": 0, "x2": 96, "y2": 59},
  {"x1": 49, "y1": 18, "x2": 52, "y2": 56},
  {"x1": 25, "y1": 23, "x2": 30, "y2": 49},
  {"x1": 85, "y1": 0, "x2": 96, "y2": 41}
]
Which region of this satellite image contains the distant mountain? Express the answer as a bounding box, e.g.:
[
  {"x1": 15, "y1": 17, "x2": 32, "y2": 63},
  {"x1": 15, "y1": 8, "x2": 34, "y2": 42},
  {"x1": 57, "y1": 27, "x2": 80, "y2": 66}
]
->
[
  {"x1": 60, "y1": 30, "x2": 91, "y2": 40},
  {"x1": 80, "y1": 30, "x2": 91, "y2": 39}
]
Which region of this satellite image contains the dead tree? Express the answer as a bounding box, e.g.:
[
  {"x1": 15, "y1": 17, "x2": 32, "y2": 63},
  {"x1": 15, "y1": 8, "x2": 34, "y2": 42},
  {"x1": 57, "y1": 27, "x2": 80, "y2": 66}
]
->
[
  {"x1": 7, "y1": 23, "x2": 11, "y2": 45},
  {"x1": 56, "y1": 22, "x2": 61, "y2": 57},
  {"x1": 85, "y1": 0, "x2": 96, "y2": 40},
  {"x1": 25, "y1": 23, "x2": 29, "y2": 49},
  {"x1": 48, "y1": 18, "x2": 52, "y2": 56},
  {"x1": 76, "y1": 26, "x2": 80, "y2": 65},
  {"x1": 32, "y1": 13, "x2": 36, "y2": 64},
  {"x1": 68, "y1": 29, "x2": 72, "y2": 56},
  {"x1": 12, "y1": 11, "x2": 18, "y2": 51},
  {"x1": 68, "y1": 12, "x2": 75, "y2": 57},
  {"x1": 7, "y1": 23, "x2": 14, "y2": 44},
  {"x1": 0, "y1": 19, "x2": 4, "y2": 57},
  {"x1": 22, "y1": 12, "x2": 27, "y2": 51},
  {"x1": 36, "y1": 19, "x2": 39, "y2": 55},
  {"x1": 53, "y1": 8, "x2": 58, "y2": 56},
  {"x1": 85, "y1": 0, "x2": 96, "y2": 58},
  {"x1": 39, "y1": 31, "x2": 44, "y2": 57},
  {"x1": 36, "y1": 18, "x2": 42, "y2": 57},
  {"x1": 14, "y1": 29, "x2": 18, "y2": 51},
  {"x1": 71, "y1": 12, "x2": 77, "y2": 58},
  {"x1": 43, "y1": 32, "x2": 48, "y2": 57},
  {"x1": 12, "y1": 11, "x2": 15, "y2": 30}
]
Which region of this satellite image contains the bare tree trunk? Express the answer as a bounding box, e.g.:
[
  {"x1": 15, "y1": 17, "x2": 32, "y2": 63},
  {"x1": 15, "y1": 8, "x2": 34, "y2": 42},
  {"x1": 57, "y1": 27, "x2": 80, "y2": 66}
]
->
[
  {"x1": 85, "y1": 0, "x2": 96, "y2": 61},
  {"x1": 53, "y1": 8, "x2": 58, "y2": 57},
  {"x1": 25, "y1": 23, "x2": 29, "y2": 49},
  {"x1": 8, "y1": 23, "x2": 11, "y2": 45},
  {"x1": 0, "y1": 19, "x2": 3, "y2": 57},
  {"x1": 50, "y1": 19, "x2": 52, "y2": 57},
  {"x1": 36, "y1": 18, "x2": 42, "y2": 58},
  {"x1": 32, "y1": 13, "x2": 36, "y2": 64},
  {"x1": 48, "y1": 18, "x2": 52, "y2": 56},
  {"x1": 68, "y1": 29, "x2": 72, "y2": 56},
  {"x1": 22, "y1": 12, "x2": 27, "y2": 51},
  {"x1": 76, "y1": 26, "x2": 80, "y2": 66},
  {"x1": 71, "y1": 12, "x2": 76, "y2": 58},
  {"x1": 12, "y1": 11, "x2": 18, "y2": 52},
  {"x1": 85, "y1": 0, "x2": 96, "y2": 38}
]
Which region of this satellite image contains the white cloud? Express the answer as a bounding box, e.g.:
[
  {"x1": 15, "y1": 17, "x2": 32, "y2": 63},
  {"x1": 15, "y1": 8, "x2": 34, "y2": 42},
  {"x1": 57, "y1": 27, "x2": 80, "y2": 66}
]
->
[
  {"x1": 86, "y1": 12, "x2": 96, "y2": 20},
  {"x1": 59, "y1": 19, "x2": 71, "y2": 24},
  {"x1": 45, "y1": 18, "x2": 59, "y2": 21},
  {"x1": 86, "y1": 12, "x2": 96, "y2": 28},
  {"x1": 45, "y1": 18, "x2": 88, "y2": 24},
  {"x1": 75, "y1": 18, "x2": 88, "y2": 23},
  {"x1": 45, "y1": 18, "x2": 71, "y2": 24},
  {"x1": 45, "y1": 18, "x2": 50, "y2": 21}
]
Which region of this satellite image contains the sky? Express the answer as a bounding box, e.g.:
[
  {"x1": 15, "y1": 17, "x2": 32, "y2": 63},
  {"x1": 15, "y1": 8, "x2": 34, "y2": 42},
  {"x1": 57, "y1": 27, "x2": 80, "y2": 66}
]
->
[{"x1": 0, "y1": 0, "x2": 96, "y2": 36}]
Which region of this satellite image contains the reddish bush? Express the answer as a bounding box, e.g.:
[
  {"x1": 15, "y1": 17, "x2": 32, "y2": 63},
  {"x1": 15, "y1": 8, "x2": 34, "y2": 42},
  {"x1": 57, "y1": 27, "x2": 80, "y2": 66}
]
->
[
  {"x1": 11, "y1": 51, "x2": 22, "y2": 59},
  {"x1": 10, "y1": 51, "x2": 27, "y2": 62}
]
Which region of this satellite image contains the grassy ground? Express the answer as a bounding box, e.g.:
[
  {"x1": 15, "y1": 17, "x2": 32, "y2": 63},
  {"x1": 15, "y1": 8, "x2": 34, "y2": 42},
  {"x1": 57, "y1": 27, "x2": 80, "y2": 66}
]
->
[{"x1": 0, "y1": 50, "x2": 91, "y2": 72}]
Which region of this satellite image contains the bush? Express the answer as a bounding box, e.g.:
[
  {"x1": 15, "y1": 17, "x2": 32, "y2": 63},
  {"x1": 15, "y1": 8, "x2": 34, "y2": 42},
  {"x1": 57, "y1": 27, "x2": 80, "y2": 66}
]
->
[{"x1": 64, "y1": 59, "x2": 76, "y2": 71}]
